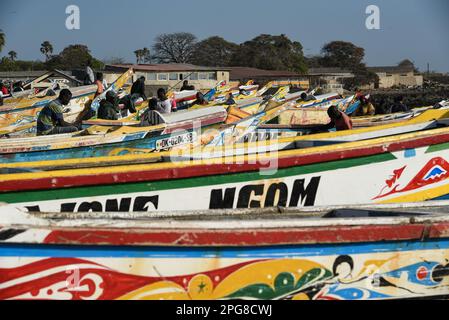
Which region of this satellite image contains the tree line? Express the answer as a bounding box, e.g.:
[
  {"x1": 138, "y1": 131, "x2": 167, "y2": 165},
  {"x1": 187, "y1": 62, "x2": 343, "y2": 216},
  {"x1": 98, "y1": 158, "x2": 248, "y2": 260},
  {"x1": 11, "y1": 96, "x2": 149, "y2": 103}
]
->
[
  {"x1": 0, "y1": 29, "x2": 380, "y2": 86},
  {"x1": 143, "y1": 32, "x2": 378, "y2": 86}
]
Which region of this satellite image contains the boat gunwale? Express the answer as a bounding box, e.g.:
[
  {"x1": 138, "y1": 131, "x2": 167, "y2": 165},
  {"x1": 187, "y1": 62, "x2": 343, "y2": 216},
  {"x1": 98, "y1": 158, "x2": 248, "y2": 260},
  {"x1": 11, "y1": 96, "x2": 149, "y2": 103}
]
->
[{"x1": 2, "y1": 124, "x2": 449, "y2": 192}]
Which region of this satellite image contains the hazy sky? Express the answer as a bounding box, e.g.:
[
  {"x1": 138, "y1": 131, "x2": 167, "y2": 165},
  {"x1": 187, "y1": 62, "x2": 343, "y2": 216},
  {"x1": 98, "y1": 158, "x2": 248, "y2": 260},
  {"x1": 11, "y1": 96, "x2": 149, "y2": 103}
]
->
[{"x1": 1, "y1": 0, "x2": 448, "y2": 72}]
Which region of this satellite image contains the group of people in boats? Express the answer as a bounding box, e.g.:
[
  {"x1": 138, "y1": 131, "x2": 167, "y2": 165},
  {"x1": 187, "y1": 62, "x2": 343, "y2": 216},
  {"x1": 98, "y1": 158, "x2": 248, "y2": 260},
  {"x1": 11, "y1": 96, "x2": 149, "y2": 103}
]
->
[{"x1": 33, "y1": 76, "x2": 411, "y2": 136}]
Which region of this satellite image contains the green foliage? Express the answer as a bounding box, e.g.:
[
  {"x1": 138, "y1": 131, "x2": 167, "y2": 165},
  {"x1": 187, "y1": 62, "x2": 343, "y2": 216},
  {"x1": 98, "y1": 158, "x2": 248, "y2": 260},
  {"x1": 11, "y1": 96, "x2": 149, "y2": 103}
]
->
[
  {"x1": 313, "y1": 41, "x2": 379, "y2": 89},
  {"x1": 0, "y1": 57, "x2": 46, "y2": 71},
  {"x1": 8, "y1": 51, "x2": 17, "y2": 61},
  {"x1": 190, "y1": 36, "x2": 239, "y2": 67},
  {"x1": 134, "y1": 47, "x2": 151, "y2": 64},
  {"x1": 45, "y1": 44, "x2": 104, "y2": 70},
  {"x1": 320, "y1": 41, "x2": 365, "y2": 68},
  {"x1": 40, "y1": 41, "x2": 54, "y2": 61},
  {"x1": 230, "y1": 34, "x2": 308, "y2": 74}
]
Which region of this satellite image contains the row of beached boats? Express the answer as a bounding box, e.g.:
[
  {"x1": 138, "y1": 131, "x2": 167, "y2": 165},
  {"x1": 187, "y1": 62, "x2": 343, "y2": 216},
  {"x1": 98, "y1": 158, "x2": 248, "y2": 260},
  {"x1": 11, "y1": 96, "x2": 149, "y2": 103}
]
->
[{"x1": 1, "y1": 68, "x2": 449, "y2": 300}]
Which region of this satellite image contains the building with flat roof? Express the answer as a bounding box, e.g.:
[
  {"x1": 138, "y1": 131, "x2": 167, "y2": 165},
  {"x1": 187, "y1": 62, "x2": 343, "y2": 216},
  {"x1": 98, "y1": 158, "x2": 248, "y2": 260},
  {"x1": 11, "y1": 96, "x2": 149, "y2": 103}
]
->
[
  {"x1": 104, "y1": 64, "x2": 230, "y2": 92},
  {"x1": 367, "y1": 64, "x2": 423, "y2": 88}
]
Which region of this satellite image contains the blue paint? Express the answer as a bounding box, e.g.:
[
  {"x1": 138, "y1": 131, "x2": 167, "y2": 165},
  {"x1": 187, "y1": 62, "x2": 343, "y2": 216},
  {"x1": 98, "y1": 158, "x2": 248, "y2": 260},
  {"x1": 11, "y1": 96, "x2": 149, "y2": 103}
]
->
[
  {"x1": 204, "y1": 88, "x2": 216, "y2": 101},
  {"x1": 424, "y1": 166, "x2": 446, "y2": 180},
  {"x1": 345, "y1": 101, "x2": 360, "y2": 115},
  {"x1": 0, "y1": 132, "x2": 165, "y2": 163},
  {"x1": 323, "y1": 285, "x2": 391, "y2": 299},
  {"x1": 404, "y1": 149, "x2": 417, "y2": 158},
  {"x1": 1, "y1": 238, "x2": 449, "y2": 259},
  {"x1": 385, "y1": 261, "x2": 440, "y2": 286},
  {"x1": 431, "y1": 193, "x2": 449, "y2": 200}
]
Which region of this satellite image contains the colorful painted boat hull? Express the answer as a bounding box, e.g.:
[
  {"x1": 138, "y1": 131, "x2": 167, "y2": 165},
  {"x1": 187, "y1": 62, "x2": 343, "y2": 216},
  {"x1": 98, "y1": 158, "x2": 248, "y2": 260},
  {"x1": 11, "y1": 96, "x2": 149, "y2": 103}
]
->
[
  {"x1": 0, "y1": 69, "x2": 133, "y2": 136},
  {"x1": 3, "y1": 124, "x2": 449, "y2": 212},
  {"x1": 1, "y1": 204, "x2": 449, "y2": 300}
]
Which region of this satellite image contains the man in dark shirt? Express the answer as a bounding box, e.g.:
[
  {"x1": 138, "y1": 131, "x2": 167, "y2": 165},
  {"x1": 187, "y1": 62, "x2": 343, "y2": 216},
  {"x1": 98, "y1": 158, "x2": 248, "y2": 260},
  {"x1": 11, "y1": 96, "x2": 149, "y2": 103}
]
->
[
  {"x1": 98, "y1": 91, "x2": 121, "y2": 120},
  {"x1": 131, "y1": 76, "x2": 147, "y2": 100},
  {"x1": 36, "y1": 89, "x2": 80, "y2": 135}
]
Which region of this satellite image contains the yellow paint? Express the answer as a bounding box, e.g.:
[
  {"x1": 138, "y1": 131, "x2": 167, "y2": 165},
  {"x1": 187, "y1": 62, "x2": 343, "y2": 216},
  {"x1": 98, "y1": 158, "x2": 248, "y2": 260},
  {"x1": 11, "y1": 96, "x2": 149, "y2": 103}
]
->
[
  {"x1": 3, "y1": 111, "x2": 449, "y2": 179},
  {"x1": 117, "y1": 259, "x2": 326, "y2": 300},
  {"x1": 117, "y1": 281, "x2": 189, "y2": 300},
  {"x1": 376, "y1": 183, "x2": 449, "y2": 204}
]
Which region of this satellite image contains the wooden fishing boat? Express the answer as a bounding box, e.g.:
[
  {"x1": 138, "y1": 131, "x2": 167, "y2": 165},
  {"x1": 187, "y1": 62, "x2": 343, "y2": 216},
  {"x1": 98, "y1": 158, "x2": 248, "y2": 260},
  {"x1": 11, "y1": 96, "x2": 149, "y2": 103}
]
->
[
  {"x1": 1, "y1": 108, "x2": 448, "y2": 169},
  {"x1": 0, "y1": 69, "x2": 133, "y2": 136},
  {"x1": 1, "y1": 201, "x2": 449, "y2": 300},
  {"x1": 3, "y1": 112, "x2": 449, "y2": 212},
  {"x1": 0, "y1": 85, "x2": 97, "y2": 135},
  {"x1": 0, "y1": 106, "x2": 227, "y2": 163}
]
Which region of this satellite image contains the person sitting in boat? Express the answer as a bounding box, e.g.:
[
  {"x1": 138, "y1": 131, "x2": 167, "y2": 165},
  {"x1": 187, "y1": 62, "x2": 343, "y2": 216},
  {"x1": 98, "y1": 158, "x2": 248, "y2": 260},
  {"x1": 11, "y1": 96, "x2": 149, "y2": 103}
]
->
[
  {"x1": 224, "y1": 92, "x2": 236, "y2": 105},
  {"x1": 353, "y1": 94, "x2": 375, "y2": 116},
  {"x1": 131, "y1": 76, "x2": 147, "y2": 100},
  {"x1": 97, "y1": 91, "x2": 123, "y2": 120},
  {"x1": 311, "y1": 106, "x2": 353, "y2": 133},
  {"x1": 0, "y1": 81, "x2": 9, "y2": 96},
  {"x1": 181, "y1": 80, "x2": 195, "y2": 91},
  {"x1": 192, "y1": 92, "x2": 209, "y2": 106},
  {"x1": 84, "y1": 60, "x2": 95, "y2": 85},
  {"x1": 140, "y1": 98, "x2": 160, "y2": 126},
  {"x1": 94, "y1": 72, "x2": 105, "y2": 98},
  {"x1": 156, "y1": 88, "x2": 172, "y2": 114},
  {"x1": 36, "y1": 89, "x2": 81, "y2": 136},
  {"x1": 300, "y1": 92, "x2": 314, "y2": 102},
  {"x1": 388, "y1": 96, "x2": 410, "y2": 114},
  {"x1": 327, "y1": 106, "x2": 353, "y2": 131},
  {"x1": 13, "y1": 81, "x2": 25, "y2": 93}
]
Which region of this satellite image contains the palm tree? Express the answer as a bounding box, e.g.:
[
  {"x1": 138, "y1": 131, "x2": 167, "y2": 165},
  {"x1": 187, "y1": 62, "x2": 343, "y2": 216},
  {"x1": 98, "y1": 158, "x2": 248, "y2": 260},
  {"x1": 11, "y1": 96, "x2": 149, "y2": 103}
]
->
[
  {"x1": 8, "y1": 50, "x2": 17, "y2": 61},
  {"x1": 142, "y1": 47, "x2": 151, "y2": 63},
  {"x1": 40, "y1": 41, "x2": 54, "y2": 61},
  {"x1": 0, "y1": 29, "x2": 5, "y2": 54},
  {"x1": 134, "y1": 49, "x2": 143, "y2": 64}
]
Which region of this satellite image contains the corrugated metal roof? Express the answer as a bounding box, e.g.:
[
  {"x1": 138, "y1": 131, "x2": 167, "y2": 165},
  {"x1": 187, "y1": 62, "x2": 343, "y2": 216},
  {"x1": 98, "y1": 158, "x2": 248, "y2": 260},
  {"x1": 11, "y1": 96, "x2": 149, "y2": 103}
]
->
[{"x1": 105, "y1": 64, "x2": 230, "y2": 72}]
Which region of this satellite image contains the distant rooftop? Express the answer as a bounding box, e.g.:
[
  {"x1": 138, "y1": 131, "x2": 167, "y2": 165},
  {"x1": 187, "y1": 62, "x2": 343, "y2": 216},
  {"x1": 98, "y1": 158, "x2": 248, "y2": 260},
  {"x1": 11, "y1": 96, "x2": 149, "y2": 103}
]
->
[
  {"x1": 308, "y1": 67, "x2": 353, "y2": 75},
  {"x1": 367, "y1": 65, "x2": 416, "y2": 74},
  {"x1": 105, "y1": 63, "x2": 230, "y2": 72},
  {"x1": 228, "y1": 67, "x2": 305, "y2": 80}
]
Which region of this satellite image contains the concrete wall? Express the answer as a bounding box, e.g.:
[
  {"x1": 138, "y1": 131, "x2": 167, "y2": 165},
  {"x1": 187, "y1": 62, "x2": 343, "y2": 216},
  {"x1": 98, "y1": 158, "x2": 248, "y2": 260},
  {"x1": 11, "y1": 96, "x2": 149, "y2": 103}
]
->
[{"x1": 377, "y1": 71, "x2": 423, "y2": 88}]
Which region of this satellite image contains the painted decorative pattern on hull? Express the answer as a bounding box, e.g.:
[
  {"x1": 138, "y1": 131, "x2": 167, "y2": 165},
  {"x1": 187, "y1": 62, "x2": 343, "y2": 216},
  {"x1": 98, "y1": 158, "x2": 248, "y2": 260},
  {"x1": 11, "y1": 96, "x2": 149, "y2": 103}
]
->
[{"x1": 1, "y1": 239, "x2": 449, "y2": 300}]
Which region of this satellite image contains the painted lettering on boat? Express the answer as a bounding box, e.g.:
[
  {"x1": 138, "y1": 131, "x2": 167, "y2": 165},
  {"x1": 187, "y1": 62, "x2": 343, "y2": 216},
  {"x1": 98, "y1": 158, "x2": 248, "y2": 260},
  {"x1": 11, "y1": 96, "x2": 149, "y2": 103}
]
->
[
  {"x1": 209, "y1": 177, "x2": 321, "y2": 209},
  {"x1": 26, "y1": 196, "x2": 159, "y2": 213}
]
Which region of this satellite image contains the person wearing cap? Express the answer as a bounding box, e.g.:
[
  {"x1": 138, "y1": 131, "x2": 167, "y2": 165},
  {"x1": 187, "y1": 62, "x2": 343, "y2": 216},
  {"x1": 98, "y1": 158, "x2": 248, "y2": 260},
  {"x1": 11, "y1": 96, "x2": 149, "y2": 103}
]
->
[
  {"x1": 98, "y1": 91, "x2": 122, "y2": 120},
  {"x1": 36, "y1": 89, "x2": 81, "y2": 135}
]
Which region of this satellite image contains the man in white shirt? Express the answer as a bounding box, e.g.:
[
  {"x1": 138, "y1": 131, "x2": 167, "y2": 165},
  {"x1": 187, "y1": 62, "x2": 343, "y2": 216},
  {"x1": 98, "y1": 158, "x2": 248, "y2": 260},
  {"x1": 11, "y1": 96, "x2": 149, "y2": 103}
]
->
[{"x1": 156, "y1": 88, "x2": 172, "y2": 114}]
